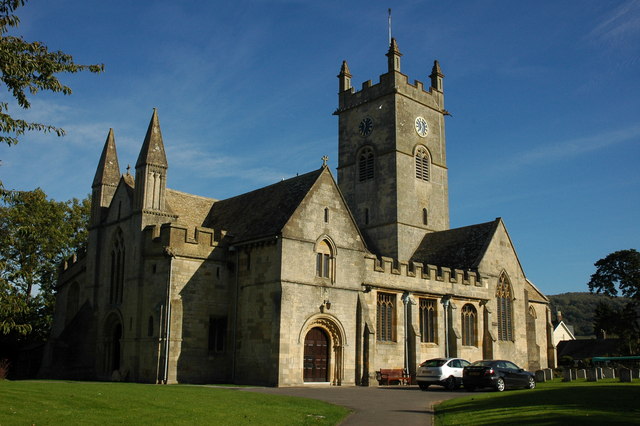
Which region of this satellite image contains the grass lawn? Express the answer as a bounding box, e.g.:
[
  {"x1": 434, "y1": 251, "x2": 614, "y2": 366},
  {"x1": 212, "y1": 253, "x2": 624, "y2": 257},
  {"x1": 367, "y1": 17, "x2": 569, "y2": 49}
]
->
[
  {"x1": 0, "y1": 380, "x2": 350, "y2": 425},
  {"x1": 435, "y1": 378, "x2": 640, "y2": 425}
]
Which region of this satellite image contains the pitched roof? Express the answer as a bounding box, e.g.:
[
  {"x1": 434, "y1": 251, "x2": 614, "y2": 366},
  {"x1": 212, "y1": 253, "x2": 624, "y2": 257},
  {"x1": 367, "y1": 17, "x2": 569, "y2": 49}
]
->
[
  {"x1": 204, "y1": 168, "x2": 324, "y2": 243},
  {"x1": 166, "y1": 189, "x2": 216, "y2": 227},
  {"x1": 410, "y1": 219, "x2": 500, "y2": 270}
]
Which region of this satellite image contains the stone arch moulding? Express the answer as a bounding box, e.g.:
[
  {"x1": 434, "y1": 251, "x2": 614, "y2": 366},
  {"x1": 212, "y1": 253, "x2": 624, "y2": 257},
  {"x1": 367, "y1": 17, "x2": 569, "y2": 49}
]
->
[
  {"x1": 314, "y1": 234, "x2": 338, "y2": 257},
  {"x1": 413, "y1": 143, "x2": 432, "y2": 157},
  {"x1": 298, "y1": 313, "x2": 348, "y2": 386}
]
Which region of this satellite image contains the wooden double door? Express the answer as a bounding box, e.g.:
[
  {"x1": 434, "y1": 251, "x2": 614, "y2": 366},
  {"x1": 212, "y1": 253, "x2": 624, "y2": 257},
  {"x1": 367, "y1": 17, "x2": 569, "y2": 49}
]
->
[{"x1": 303, "y1": 327, "x2": 329, "y2": 382}]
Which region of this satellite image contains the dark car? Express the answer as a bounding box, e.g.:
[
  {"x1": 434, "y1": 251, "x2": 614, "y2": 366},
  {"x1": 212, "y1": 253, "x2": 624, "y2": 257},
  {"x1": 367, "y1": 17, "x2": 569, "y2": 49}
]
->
[{"x1": 463, "y1": 360, "x2": 535, "y2": 392}]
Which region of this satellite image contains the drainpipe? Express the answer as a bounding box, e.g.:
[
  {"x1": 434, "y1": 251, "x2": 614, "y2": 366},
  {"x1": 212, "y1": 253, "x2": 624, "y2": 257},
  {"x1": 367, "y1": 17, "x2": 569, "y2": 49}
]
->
[
  {"x1": 230, "y1": 246, "x2": 239, "y2": 382},
  {"x1": 401, "y1": 292, "x2": 415, "y2": 378},
  {"x1": 441, "y1": 296, "x2": 451, "y2": 358},
  {"x1": 163, "y1": 247, "x2": 175, "y2": 384}
]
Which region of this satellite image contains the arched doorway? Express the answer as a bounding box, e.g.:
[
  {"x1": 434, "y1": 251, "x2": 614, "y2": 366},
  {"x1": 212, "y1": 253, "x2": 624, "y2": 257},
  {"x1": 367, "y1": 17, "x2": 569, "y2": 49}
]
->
[
  {"x1": 304, "y1": 327, "x2": 329, "y2": 382},
  {"x1": 103, "y1": 313, "x2": 123, "y2": 377},
  {"x1": 111, "y1": 323, "x2": 122, "y2": 371}
]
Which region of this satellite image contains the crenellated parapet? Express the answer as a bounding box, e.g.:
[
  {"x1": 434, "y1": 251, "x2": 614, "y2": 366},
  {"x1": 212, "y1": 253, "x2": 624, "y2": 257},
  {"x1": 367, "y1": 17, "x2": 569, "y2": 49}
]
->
[
  {"x1": 364, "y1": 254, "x2": 486, "y2": 294},
  {"x1": 60, "y1": 248, "x2": 87, "y2": 272},
  {"x1": 142, "y1": 222, "x2": 228, "y2": 259},
  {"x1": 335, "y1": 72, "x2": 442, "y2": 115}
]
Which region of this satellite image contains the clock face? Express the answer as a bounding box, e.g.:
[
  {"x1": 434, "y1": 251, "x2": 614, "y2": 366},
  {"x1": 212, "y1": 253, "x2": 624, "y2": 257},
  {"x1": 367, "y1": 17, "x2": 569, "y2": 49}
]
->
[
  {"x1": 359, "y1": 117, "x2": 374, "y2": 137},
  {"x1": 415, "y1": 116, "x2": 429, "y2": 138}
]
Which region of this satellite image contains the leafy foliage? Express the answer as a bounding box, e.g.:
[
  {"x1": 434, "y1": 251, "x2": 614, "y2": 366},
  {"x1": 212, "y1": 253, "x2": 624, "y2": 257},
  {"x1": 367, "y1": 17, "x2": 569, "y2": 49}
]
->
[
  {"x1": 587, "y1": 249, "x2": 640, "y2": 355},
  {"x1": 0, "y1": 0, "x2": 104, "y2": 145},
  {"x1": 547, "y1": 292, "x2": 629, "y2": 337},
  {"x1": 588, "y1": 249, "x2": 640, "y2": 300},
  {"x1": 0, "y1": 188, "x2": 89, "y2": 340}
]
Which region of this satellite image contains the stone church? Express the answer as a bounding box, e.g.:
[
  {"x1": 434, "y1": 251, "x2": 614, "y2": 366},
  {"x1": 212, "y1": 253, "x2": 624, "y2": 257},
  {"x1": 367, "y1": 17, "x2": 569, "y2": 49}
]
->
[{"x1": 41, "y1": 39, "x2": 554, "y2": 386}]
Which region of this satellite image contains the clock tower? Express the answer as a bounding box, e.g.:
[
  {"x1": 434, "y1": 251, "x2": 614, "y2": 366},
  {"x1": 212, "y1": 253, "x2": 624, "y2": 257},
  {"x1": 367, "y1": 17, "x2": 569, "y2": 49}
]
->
[{"x1": 334, "y1": 39, "x2": 450, "y2": 261}]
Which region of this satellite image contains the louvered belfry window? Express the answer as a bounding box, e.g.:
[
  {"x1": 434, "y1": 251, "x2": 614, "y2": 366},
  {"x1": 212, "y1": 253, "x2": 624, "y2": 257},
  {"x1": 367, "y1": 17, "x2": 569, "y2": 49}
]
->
[
  {"x1": 496, "y1": 273, "x2": 514, "y2": 341},
  {"x1": 419, "y1": 298, "x2": 437, "y2": 343},
  {"x1": 377, "y1": 292, "x2": 395, "y2": 341},
  {"x1": 461, "y1": 304, "x2": 477, "y2": 346},
  {"x1": 359, "y1": 147, "x2": 374, "y2": 182},
  {"x1": 415, "y1": 147, "x2": 430, "y2": 181}
]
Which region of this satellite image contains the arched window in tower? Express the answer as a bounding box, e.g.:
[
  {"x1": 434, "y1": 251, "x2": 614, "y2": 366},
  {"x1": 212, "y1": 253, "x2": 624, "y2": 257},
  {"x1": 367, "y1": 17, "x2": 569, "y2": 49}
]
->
[
  {"x1": 415, "y1": 146, "x2": 431, "y2": 181},
  {"x1": 461, "y1": 304, "x2": 477, "y2": 346},
  {"x1": 315, "y1": 239, "x2": 334, "y2": 281},
  {"x1": 109, "y1": 229, "x2": 125, "y2": 305},
  {"x1": 422, "y1": 208, "x2": 428, "y2": 225},
  {"x1": 496, "y1": 273, "x2": 514, "y2": 341},
  {"x1": 358, "y1": 147, "x2": 374, "y2": 182}
]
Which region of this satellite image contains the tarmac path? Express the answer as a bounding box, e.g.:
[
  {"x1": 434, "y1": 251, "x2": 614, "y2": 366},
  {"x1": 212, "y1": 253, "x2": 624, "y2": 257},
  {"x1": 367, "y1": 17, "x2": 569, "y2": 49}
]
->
[{"x1": 245, "y1": 385, "x2": 464, "y2": 425}]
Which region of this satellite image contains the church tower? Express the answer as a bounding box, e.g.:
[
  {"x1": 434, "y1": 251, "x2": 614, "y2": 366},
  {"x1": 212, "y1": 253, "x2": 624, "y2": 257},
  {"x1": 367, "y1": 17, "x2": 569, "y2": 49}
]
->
[
  {"x1": 134, "y1": 109, "x2": 168, "y2": 217},
  {"x1": 335, "y1": 39, "x2": 450, "y2": 261},
  {"x1": 91, "y1": 128, "x2": 120, "y2": 226}
]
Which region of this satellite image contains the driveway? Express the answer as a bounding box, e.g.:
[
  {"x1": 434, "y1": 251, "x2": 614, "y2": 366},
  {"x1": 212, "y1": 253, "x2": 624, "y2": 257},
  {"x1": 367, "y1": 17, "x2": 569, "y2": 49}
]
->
[{"x1": 244, "y1": 385, "x2": 464, "y2": 425}]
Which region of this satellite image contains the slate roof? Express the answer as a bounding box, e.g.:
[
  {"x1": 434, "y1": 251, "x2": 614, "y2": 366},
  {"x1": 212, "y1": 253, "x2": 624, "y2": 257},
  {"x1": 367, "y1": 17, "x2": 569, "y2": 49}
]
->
[
  {"x1": 204, "y1": 168, "x2": 324, "y2": 243},
  {"x1": 410, "y1": 219, "x2": 500, "y2": 270}
]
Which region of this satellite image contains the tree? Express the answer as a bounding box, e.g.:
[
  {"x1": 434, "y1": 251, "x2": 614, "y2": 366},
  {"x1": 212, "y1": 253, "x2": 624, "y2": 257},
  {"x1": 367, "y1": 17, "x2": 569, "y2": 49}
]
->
[
  {"x1": 0, "y1": 188, "x2": 90, "y2": 339},
  {"x1": 588, "y1": 249, "x2": 640, "y2": 355},
  {"x1": 588, "y1": 249, "x2": 640, "y2": 300},
  {"x1": 0, "y1": 0, "x2": 104, "y2": 146}
]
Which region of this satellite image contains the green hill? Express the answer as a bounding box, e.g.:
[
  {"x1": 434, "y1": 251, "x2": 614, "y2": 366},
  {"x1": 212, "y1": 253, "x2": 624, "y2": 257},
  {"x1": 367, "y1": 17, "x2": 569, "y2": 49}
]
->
[{"x1": 547, "y1": 292, "x2": 630, "y2": 337}]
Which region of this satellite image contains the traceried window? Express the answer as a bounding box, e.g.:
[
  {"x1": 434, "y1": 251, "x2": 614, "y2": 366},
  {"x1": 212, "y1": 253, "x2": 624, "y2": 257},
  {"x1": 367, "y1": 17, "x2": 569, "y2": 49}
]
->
[
  {"x1": 315, "y1": 240, "x2": 334, "y2": 280},
  {"x1": 377, "y1": 292, "x2": 396, "y2": 342},
  {"x1": 208, "y1": 316, "x2": 227, "y2": 353},
  {"x1": 497, "y1": 273, "x2": 514, "y2": 341},
  {"x1": 109, "y1": 229, "x2": 125, "y2": 305},
  {"x1": 358, "y1": 147, "x2": 374, "y2": 182},
  {"x1": 461, "y1": 304, "x2": 477, "y2": 346},
  {"x1": 415, "y1": 146, "x2": 430, "y2": 181},
  {"x1": 419, "y1": 298, "x2": 437, "y2": 343}
]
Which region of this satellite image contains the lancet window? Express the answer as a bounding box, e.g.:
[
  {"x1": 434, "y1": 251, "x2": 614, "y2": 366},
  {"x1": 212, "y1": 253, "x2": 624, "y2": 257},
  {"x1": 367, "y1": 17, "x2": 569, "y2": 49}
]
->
[
  {"x1": 109, "y1": 229, "x2": 125, "y2": 305},
  {"x1": 497, "y1": 273, "x2": 514, "y2": 341},
  {"x1": 461, "y1": 304, "x2": 477, "y2": 346}
]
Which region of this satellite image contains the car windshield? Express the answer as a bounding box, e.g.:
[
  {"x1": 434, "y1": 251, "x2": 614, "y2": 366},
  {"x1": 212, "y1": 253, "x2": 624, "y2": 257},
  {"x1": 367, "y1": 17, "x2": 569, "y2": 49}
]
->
[
  {"x1": 470, "y1": 360, "x2": 495, "y2": 367},
  {"x1": 421, "y1": 359, "x2": 446, "y2": 367}
]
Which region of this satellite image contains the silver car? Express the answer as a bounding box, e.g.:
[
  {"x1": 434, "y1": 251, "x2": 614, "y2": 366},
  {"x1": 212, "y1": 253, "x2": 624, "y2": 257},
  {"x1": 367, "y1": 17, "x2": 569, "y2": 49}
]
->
[{"x1": 416, "y1": 357, "x2": 470, "y2": 390}]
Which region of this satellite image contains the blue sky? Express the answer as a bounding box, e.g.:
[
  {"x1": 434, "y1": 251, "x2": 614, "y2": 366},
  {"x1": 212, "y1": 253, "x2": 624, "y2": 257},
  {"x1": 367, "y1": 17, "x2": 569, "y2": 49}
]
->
[{"x1": 1, "y1": 0, "x2": 639, "y2": 296}]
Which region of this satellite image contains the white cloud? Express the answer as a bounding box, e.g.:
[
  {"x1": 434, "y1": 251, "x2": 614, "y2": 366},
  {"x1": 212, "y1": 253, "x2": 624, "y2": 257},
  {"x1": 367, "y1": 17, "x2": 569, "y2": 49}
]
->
[
  {"x1": 588, "y1": 0, "x2": 640, "y2": 43},
  {"x1": 509, "y1": 124, "x2": 640, "y2": 169}
]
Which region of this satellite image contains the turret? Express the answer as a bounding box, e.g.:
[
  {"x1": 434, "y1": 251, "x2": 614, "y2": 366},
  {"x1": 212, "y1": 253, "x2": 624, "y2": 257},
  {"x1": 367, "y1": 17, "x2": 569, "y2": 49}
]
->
[
  {"x1": 91, "y1": 128, "x2": 120, "y2": 226},
  {"x1": 134, "y1": 109, "x2": 168, "y2": 212},
  {"x1": 386, "y1": 37, "x2": 402, "y2": 73},
  {"x1": 430, "y1": 60, "x2": 444, "y2": 92},
  {"x1": 338, "y1": 60, "x2": 352, "y2": 93}
]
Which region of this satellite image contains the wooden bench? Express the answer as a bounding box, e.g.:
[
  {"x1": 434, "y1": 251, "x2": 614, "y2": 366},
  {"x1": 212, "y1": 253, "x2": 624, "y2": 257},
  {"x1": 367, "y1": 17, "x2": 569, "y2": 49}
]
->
[{"x1": 376, "y1": 368, "x2": 409, "y2": 385}]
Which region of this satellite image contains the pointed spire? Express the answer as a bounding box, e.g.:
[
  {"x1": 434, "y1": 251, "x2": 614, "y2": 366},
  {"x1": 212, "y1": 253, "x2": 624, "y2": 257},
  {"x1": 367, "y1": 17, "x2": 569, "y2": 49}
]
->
[
  {"x1": 338, "y1": 60, "x2": 352, "y2": 92},
  {"x1": 386, "y1": 37, "x2": 402, "y2": 72},
  {"x1": 135, "y1": 108, "x2": 167, "y2": 169},
  {"x1": 92, "y1": 128, "x2": 121, "y2": 188},
  {"x1": 430, "y1": 60, "x2": 445, "y2": 92}
]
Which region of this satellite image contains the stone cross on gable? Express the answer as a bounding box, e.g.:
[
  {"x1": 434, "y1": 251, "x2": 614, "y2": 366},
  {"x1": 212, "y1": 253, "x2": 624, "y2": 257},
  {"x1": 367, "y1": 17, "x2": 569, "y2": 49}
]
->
[{"x1": 322, "y1": 155, "x2": 329, "y2": 166}]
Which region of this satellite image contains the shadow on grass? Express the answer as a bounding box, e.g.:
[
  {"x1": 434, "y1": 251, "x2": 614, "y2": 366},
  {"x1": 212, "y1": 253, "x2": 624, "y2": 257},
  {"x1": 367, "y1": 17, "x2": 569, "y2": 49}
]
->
[{"x1": 437, "y1": 384, "x2": 640, "y2": 425}]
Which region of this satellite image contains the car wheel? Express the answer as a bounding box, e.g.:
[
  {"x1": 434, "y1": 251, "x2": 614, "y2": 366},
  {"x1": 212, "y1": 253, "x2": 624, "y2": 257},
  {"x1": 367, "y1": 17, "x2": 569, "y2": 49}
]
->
[
  {"x1": 444, "y1": 376, "x2": 456, "y2": 391},
  {"x1": 418, "y1": 383, "x2": 430, "y2": 391},
  {"x1": 495, "y1": 377, "x2": 505, "y2": 392},
  {"x1": 464, "y1": 384, "x2": 475, "y2": 392},
  {"x1": 527, "y1": 376, "x2": 535, "y2": 389}
]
